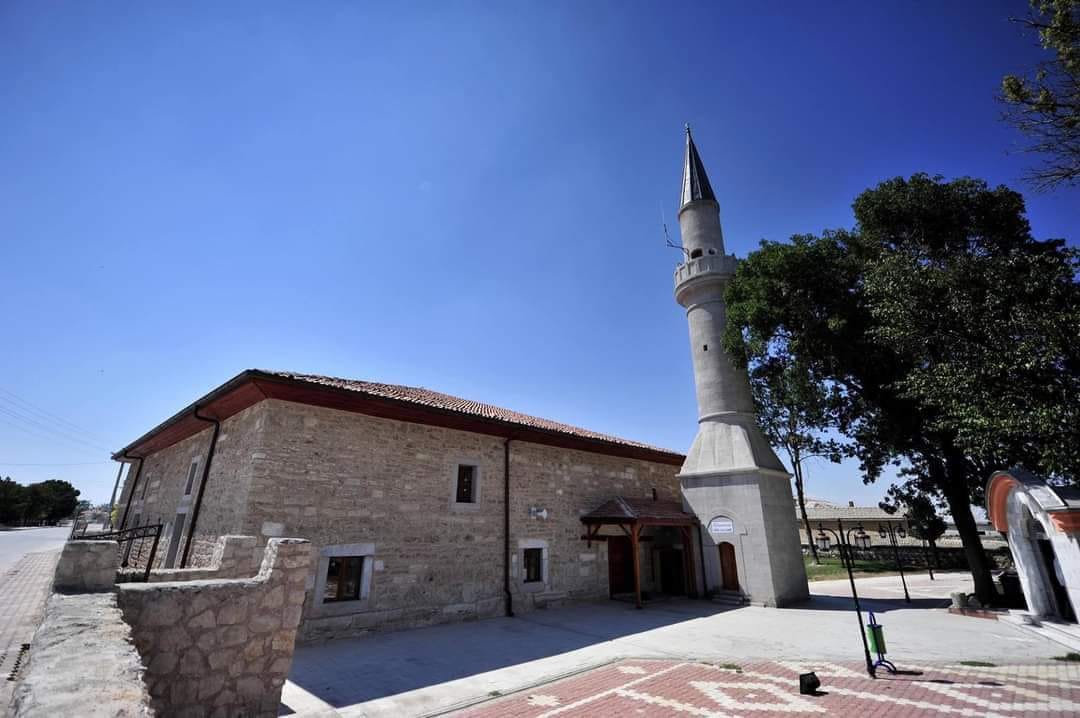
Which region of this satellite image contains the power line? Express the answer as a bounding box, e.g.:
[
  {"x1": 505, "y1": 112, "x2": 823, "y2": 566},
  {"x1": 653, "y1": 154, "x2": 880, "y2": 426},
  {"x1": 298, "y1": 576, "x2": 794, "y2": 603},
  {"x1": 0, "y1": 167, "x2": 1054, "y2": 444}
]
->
[
  {"x1": 0, "y1": 411, "x2": 110, "y2": 454},
  {"x1": 0, "y1": 386, "x2": 113, "y2": 446},
  {"x1": 0, "y1": 461, "x2": 112, "y2": 467}
]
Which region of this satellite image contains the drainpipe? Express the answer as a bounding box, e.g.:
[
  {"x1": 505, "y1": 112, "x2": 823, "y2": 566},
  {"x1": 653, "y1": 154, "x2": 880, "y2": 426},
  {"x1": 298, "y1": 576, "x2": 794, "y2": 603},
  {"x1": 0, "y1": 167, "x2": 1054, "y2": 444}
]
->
[
  {"x1": 504, "y1": 438, "x2": 514, "y2": 617},
  {"x1": 118, "y1": 452, "x2": 144, "y2": 530},
  {"x1": 180, "y1": 407, "x2": 221, "y2": 568}
]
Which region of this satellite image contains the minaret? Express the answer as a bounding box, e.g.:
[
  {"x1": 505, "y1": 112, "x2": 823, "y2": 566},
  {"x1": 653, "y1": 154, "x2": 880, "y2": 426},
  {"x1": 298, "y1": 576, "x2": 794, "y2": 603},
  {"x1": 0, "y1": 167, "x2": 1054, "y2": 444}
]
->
[{"x1": 674, "y1": 126, "x2": 809, "y2": 606}]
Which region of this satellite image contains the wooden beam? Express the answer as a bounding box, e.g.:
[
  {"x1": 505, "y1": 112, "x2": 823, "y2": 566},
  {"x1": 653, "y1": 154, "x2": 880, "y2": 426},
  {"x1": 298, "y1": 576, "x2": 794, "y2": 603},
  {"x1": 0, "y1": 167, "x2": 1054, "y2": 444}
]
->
[
  {"x1": 681, "y1": 527, "x2": 698, "y2": 599},
  {"x1": 631, "y1": 523, "x2": 642, "y2": 610}
]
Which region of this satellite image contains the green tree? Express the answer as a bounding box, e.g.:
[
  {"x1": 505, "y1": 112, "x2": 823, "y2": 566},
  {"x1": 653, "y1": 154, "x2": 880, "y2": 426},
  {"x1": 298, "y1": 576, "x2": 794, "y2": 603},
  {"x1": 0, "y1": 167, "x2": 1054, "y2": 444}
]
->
[
  {"x1": 24, "y1": 480, "x2": 81, "y2": 524},
  {"x1": 725, "y1": 174, "x2": 1080, "y2": 603},
  {"x1": 0, "y1": 477, "x2": 29, "y2": 525},
  {"x1": 1001, "y1": 0, "x2": 1080, "y2": 189}
]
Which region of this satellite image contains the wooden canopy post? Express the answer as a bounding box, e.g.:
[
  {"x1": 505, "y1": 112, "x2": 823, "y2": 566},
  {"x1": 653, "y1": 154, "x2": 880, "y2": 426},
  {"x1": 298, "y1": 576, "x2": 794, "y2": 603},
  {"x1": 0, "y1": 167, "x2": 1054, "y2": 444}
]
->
[{"x1": 631, "y1": 523, "x2": 642, "y2": 609}]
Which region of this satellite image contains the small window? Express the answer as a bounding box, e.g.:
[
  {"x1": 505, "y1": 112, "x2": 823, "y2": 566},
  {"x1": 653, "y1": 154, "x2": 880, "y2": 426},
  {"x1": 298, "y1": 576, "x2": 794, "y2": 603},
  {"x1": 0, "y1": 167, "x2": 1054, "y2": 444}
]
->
[
  {"x1": 690, "y1": 248, "x2": 703, "y2": 259},
  {"x1": 323, "y1": 556, "x2": 364, "y2": 602},
  {"x1": 523, "y1": 547, "x2": 543, "y2": 583},
  {"x1": 140, "y1": 474, "x2": 151, "y2": 500},
  {"x1": 456, "y1": 465, "x2": 476, "y2": 504},
  {"x1": 707, "y1": 248, "x2": 716, "y2": 255},
  {"x1": 184, "y1": 459, "x2": 200, "y2": 496}
]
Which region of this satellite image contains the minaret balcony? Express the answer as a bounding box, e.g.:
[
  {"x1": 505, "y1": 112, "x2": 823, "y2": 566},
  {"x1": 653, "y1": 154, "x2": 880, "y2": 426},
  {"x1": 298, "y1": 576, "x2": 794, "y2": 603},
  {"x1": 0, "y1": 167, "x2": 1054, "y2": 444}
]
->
[{"x1": 673, "y1": 253, "x2": 738, "y2": 289}]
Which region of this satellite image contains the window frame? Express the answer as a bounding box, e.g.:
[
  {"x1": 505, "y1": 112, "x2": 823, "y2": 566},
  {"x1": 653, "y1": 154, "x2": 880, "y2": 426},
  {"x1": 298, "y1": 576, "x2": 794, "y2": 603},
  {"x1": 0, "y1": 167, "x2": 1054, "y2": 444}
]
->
[
  {"x1": 449, "y1": 460, "x2": 482, "y2": 511},
  {"x1": 517, "y1": 538, "x2": 549, "y2": 593},
  {"x1": 323, "y1": 555, "x2": 365, "y2": 603},
  {"x1": 311, "y1": 543, "x2": 376, "y2": 617},
  {"x1": 183, "y1": 457, "x2": 201, "y2": 497},
  {"x1": 523, "y1": 547, "x2": 543, "y2": 584}
]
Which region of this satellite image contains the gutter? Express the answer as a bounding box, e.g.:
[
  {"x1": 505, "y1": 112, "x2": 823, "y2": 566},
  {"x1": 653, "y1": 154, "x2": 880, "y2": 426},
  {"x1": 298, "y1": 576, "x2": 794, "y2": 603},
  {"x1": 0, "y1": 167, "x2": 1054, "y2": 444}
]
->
[
  {"x1": 504, "y1": 438, "x2": 514, "y2": 617},
  {"x1": 179, "y1": 407, "x2": 221, "y2": 568}
]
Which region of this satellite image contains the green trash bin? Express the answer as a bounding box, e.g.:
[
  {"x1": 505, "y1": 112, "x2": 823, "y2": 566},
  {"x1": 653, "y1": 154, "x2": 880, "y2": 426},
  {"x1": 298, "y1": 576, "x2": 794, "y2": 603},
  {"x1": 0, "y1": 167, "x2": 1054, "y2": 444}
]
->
[{"x1": 866, "y1": 623, "x2": 886, "y2": 654}]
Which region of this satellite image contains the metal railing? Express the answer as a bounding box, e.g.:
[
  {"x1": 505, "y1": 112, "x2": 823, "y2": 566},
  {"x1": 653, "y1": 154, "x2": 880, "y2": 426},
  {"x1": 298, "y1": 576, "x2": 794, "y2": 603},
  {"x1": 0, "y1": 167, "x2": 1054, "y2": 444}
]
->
[{"x1": 73, "y1": 523, "x2": 163, "y2": 583}]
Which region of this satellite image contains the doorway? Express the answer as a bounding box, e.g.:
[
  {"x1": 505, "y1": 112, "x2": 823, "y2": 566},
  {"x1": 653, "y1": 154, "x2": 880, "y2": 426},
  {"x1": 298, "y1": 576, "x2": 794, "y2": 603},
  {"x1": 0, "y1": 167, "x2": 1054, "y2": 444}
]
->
[
  {"x1": 658, "y1": 548, "x2": 687, "y2": 595},
  {"x1": 608, "y1": 536, "x2": 634, "y2": 596},
  {"x1": 718, "y1": 541, "x2": 738, "y2": 591}
]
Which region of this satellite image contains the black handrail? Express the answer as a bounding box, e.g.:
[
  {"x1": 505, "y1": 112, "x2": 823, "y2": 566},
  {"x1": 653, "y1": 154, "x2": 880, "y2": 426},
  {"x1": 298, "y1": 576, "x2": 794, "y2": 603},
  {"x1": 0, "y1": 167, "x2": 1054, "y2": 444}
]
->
[{"x1": 75, "y1": 524, "x2": 163, "y2": 583}]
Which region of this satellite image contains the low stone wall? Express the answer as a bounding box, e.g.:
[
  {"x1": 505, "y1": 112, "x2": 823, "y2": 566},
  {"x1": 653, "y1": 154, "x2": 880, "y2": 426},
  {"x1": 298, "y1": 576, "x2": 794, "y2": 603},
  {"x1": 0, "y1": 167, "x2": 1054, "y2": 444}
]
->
[
  {"x1": 118, "y1": 535, "x2": 261, "y2": 584},
  {"x1": 54, "y1": 540, "x2": 119, "y2": 592},
  {"x1": 116, "y1": 538, "x2": 312, "y2": 717},
  {"x1": 11, "y1": 593, "x2": 152, "y2": 717}
]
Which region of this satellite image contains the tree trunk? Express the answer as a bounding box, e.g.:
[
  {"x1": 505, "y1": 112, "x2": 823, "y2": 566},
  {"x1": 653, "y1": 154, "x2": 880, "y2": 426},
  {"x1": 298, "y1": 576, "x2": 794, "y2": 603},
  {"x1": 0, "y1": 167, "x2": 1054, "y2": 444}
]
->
[
  {"x1": 939, "y1": 469, "x2": 997, "y2": 605},
  {"x1": 793, "y1": 459, "x2": 819, "y2": 564}
]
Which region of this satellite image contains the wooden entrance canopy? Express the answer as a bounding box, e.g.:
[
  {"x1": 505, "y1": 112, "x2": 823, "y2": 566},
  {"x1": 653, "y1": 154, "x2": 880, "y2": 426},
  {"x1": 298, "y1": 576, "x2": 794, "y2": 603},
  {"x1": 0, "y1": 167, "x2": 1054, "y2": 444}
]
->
[{"x1": 581, "y1": 496, "x2": 698, "y2": 609}]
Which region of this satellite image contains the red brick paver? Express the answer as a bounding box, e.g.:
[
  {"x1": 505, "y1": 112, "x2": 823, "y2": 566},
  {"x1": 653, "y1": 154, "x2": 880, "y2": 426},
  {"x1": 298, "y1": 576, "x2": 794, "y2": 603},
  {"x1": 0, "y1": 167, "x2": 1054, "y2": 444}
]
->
[{"x1": 457, "y1": 658, "x2": 1080, "y2": 717}]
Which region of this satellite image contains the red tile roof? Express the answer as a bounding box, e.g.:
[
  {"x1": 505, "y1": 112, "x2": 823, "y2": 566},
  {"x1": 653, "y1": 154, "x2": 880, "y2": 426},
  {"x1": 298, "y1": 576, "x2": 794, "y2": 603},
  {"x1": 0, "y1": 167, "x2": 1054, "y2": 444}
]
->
[
  {"x1": 581, "y1": 496, "x2": 695, "y2": 524},
  {"x1": 263, "y1": 370, "x2": 682, "y2": 458}
]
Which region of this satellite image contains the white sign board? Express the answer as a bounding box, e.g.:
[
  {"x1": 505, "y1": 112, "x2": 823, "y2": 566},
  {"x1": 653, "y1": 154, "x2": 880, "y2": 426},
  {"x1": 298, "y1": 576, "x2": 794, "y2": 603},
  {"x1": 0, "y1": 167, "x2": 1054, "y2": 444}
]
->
[{"x1": 708, "y1": 517, "x2": 734, "y2": 536}]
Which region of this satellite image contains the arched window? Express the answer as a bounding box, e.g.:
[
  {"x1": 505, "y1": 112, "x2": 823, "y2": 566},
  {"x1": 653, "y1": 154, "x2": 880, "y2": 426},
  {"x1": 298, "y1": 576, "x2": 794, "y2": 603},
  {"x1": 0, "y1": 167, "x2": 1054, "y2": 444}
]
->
[{"x1": 690, "y1": 248, "x2": 703, "y2": 259}]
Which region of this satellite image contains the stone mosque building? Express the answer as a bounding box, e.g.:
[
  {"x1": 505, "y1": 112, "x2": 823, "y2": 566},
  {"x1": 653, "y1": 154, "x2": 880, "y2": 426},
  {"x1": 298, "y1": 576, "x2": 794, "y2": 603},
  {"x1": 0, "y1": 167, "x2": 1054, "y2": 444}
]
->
[{"x1": 112, "y1": 129, "x2": 808, "y2": 641}]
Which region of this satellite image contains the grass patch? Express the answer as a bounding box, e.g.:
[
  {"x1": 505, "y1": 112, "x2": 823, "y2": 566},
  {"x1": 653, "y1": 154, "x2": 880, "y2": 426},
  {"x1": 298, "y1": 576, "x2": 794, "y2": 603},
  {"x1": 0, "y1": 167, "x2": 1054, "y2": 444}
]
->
[
  {"x1": 958, "y1": 660, "x2": 997, "y2": 667},
  {"x1": 1053, "y1": 653, "x2": 1080, "y2": 662},
  {"x1": 717, "y1": 662, "x2": 742, "y2": 672},
  {"x1": 487, "y1": 690, "x2": 502, "y2": 696},
  {"x1": 804, "y1": 555, "x2": 899, "y2": 581}
]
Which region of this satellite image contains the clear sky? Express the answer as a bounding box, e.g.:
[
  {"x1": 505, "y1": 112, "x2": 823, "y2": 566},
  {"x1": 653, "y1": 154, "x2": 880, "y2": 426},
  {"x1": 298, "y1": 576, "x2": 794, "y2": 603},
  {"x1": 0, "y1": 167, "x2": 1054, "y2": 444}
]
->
[{"x1": 1, "y1": 1, "x2": 1076, "y2": 506}]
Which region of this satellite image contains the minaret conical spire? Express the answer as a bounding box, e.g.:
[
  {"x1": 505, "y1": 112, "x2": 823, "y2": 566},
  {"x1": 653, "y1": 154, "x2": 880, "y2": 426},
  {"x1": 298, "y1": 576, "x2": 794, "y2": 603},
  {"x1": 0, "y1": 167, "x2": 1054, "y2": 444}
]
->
[{"x1": 681, "y1": 125, "x2": 716, "y2": 209}]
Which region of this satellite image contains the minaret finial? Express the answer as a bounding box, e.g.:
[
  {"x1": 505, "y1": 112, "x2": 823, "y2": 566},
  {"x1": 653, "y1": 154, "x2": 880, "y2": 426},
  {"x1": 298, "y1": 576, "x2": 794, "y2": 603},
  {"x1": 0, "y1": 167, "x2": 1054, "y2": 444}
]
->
[{"x1": 680, "y1": 125, "x2": 715, "y2": 208}]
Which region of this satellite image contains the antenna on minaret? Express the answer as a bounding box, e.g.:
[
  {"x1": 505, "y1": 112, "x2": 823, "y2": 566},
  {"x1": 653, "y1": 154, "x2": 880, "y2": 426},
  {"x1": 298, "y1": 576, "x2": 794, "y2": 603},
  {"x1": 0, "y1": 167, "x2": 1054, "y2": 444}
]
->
[{"x1": 662, "y1": 206, "x2": 689, "y2": 259}]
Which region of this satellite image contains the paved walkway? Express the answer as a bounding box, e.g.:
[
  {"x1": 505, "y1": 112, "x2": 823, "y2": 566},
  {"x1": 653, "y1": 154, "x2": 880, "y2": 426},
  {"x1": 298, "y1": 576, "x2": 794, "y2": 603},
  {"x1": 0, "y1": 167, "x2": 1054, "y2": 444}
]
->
[
  {"x1": 284, "y1": 573, "x2": 1067, "y2": 717},
  {"x1": 0, "y1": 528, "x2": 68, "y2": 711},
  {"x1": 457, "y1": 658, "x2": 1080, "y2": 717}
]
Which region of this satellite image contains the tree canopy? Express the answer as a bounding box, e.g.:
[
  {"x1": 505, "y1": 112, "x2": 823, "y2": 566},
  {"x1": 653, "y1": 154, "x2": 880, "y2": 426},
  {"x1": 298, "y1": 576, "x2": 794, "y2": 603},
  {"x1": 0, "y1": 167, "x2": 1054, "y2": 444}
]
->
[
  {"x1": 0, "y1": 476, "x2": 81, "y2": 526},
  {"x1": 724, "y1": 173, "x2": 1080, "y2": 602},
  {"x1": 1001, "y1": 0, "x2": 1080, "y2": 189}
]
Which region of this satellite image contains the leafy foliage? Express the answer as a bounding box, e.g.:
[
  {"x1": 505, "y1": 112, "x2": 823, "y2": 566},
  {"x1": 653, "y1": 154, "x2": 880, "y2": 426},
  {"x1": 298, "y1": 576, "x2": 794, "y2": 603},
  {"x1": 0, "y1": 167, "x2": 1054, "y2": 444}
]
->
[
  {"x1": 1001, "y1": 0, "x2": 1080, "y2": 189},
  {"x1": 724, "y1": 173, "x2": 1080, "y2": 602},
  {"x1": 0, "y1": 476, "x2": 81, "y2": 526}
]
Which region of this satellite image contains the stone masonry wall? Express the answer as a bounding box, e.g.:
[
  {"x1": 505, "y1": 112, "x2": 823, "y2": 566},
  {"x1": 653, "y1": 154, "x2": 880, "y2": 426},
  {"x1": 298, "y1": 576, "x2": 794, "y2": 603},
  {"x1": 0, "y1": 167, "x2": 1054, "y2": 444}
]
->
[
  {"x1": 116, "y1": 403, "x2": 267, "y2": 569},
  {"x1": 242, "y1": 399, "x2": 683, "y2": 641},
  {"x1": 116, "y1": 537, "x2": 313, "y2": 717},
  {"x1": 12, "y1": 593, "x2": 152, "y2": 718},
  {"x1": 54, "y1": 540, "x2": 120, "y2": 593}
]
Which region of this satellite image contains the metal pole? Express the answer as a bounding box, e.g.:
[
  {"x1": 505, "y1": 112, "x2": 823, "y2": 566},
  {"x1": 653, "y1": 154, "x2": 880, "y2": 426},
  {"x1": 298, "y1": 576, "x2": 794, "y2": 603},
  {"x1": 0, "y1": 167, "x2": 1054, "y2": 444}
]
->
[
  {"x1": 833, "y1": 519, "x2": 876, "y2": 678},
  {"x1": 890, "y1": 524, "x2": 911, "y2": 603},
  {"x1": 106, "y1": 462, "x2": 125, "y2": 529}
]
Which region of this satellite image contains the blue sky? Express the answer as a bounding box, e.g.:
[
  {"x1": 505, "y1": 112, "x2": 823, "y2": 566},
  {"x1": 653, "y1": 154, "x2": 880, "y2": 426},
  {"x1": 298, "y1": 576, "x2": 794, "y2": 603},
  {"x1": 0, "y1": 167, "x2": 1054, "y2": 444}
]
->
[{"x1": 1, "y1": 1, "x2": 1076, "y2": 506}]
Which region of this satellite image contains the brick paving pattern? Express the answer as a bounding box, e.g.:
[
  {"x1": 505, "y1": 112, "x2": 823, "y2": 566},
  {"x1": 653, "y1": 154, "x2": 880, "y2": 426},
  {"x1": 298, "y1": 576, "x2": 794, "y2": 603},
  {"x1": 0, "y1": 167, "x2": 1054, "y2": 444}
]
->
[
  {"x1": 457, "y1": 658, "x2": 1080, "y2": 717},
  {"x1": 0, "y1": 550, "x2": 61, "y2": 707}
]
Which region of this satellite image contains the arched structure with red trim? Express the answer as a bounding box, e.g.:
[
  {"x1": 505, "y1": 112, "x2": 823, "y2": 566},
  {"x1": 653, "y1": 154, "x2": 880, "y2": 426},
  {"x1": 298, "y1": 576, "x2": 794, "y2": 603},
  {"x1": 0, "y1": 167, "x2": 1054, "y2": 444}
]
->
[{"x1": 986, "y1": 468, "x2": 1080, "y2": 622}]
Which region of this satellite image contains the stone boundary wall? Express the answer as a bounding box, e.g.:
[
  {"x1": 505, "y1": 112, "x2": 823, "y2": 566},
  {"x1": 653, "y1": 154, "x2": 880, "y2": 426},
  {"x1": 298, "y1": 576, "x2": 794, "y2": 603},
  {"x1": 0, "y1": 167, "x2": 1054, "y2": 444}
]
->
[
  {"x1": 54, "y1": 540, "x2": 120, "y2": 593},
  {"x1": 117, "y1": 535, "x2": 261, "y2": 584},
  {"x1": 12, "y1": 593, "x2": 152, "y2": 717},
  {"x1": 116, "y1": 538, "x2": 313, "y2": 717}
]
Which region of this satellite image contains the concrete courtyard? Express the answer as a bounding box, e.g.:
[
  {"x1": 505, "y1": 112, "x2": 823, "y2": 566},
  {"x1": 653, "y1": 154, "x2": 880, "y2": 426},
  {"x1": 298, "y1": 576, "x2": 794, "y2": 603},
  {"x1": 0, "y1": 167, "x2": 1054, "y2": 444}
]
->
[{"x1": 281, "y1": 572, "x2": 1070, "y2": 717}]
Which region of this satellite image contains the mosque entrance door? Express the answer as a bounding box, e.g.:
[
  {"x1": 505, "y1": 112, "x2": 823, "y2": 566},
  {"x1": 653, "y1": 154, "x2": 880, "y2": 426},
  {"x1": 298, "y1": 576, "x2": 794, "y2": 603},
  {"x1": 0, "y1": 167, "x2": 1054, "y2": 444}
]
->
[{"x1": 718, "y1": 542, "x2": 738, "y2": 591}]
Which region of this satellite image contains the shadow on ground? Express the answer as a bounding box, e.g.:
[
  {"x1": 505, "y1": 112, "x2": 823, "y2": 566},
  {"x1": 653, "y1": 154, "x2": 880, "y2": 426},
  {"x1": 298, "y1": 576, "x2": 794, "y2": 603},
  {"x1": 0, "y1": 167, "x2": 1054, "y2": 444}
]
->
[
  {"x1": 288, "y1": 599, "x2": 733, "y2": 707},
  {"x1": 800, "y1": 593, "x2": 950, "y2": 612}
]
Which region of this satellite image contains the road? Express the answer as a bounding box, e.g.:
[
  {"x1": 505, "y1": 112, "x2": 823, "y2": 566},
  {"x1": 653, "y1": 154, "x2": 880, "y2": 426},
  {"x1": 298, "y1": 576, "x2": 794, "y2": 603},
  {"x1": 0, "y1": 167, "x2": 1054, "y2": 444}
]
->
[{"x1": 0, "y1": 527, "x2": 70, "y2": 574}]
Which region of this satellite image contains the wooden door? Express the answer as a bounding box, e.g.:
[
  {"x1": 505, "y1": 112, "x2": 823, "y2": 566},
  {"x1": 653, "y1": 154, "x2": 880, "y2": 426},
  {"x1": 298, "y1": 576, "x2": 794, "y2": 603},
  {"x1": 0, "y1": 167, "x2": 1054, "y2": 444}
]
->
[
  {"x1": 718, "y1": 542, "x2": 738, "y2": 591},
  {"x1": 608, "y1": 536, "x2": 634, "y2": 595}
]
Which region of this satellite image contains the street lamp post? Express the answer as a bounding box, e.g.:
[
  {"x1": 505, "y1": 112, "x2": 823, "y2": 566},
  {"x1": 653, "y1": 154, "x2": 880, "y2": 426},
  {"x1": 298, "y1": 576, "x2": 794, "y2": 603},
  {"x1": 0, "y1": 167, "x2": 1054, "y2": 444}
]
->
[
  {"x1": 878, "y1": 521, "x2": 911, "y2": 603},
  {"x1": 817, "y1": 519, "x2": 876, "y2": 678}
]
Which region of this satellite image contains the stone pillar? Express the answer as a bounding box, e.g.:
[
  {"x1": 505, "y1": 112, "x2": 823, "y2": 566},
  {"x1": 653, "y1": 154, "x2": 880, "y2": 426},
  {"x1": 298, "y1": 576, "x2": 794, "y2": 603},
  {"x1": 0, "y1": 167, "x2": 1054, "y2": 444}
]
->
[{"x1": 53, "y1": 540, "x2": 119, "y2": 593}]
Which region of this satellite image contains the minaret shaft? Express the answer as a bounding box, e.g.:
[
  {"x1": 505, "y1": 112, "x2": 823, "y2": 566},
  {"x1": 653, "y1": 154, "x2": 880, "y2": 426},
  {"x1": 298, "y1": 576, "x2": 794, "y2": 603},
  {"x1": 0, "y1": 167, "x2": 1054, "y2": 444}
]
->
[{"x1": 672, "y1": 127, "x2": 809, "y2": 607}]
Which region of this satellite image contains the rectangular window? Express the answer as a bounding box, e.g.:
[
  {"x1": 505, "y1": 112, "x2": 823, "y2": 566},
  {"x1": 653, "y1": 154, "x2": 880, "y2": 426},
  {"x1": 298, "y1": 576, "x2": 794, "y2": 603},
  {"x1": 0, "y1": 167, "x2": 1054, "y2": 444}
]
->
[
  {"x1": 140, "y1": 474, "x2": 151, "y2": 500},
  {"x1": 323, "y1": 556, "x2": 364, "y2": 603},
  {"x1": 184, "y1": 459, "x2": 200, "y2": 496},
  {"x1": 455, "y1": 464, "x2": 476, "y2": 504},
  {"x1": 523, "y1": 547, "x2": 543, "y2": 584}
]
